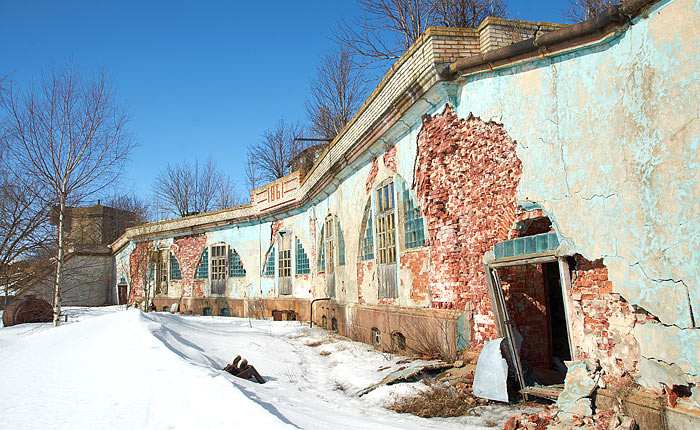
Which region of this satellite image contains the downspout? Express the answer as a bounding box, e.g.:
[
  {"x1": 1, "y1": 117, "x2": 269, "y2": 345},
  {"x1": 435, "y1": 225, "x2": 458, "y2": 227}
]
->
[{"x1": 310, "y1": 297, "x2": 331, "y2": 328}]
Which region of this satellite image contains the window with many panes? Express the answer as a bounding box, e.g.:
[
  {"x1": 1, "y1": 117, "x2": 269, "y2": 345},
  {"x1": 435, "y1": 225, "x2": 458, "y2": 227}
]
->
[
  {"x1": 210, "y1": 245, "x2": 227, "y2": 280},
  {"x1": 401, "y1": 181, "x2": 426, "y2": 249},
  {"x1": 278, "y1": 245, "x2": 291, "y2": 278},
  {"x1": 361, "y1": 200, "x2": 374, "y2": 261},
  {"x1": 336, "y1": 221, "x2": 345, "y2": 266},
  {"x1": 194, "y1": 249, "x2": 208, "y2": 279},
  {"x1": 170, "y1": 254, "x2": 182, "y2": 280},
  {"x1": 317, "y1": 227, "x2": 326, "y2": 272},
  {"x1": 228, "y1": 249, "x2": 246, "y2": 277},
  {"x1": 158, "y1": 251, "x2": 168, "y2": 295},
  {"x1": 376, "y1": 179, "x2": 396, "y2": 265},
  {"x1": 147, "y1": 263, "x2": 155, "y2": 281},
  {"x1": 295, "y1": 238, "x2": 310, "y2": 274},
  {"x1": 263, "y1": 247, "x2": 276, "y2": 276},
  {"x1": 325, "y1": 217, "x2": 335, "y2": 272}
]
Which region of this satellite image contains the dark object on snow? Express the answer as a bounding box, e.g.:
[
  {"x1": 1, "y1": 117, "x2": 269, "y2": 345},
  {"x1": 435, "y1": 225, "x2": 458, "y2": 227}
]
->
[
  {"x1": 2, "y1": 297, "x2": 53, "y2": 327},
  {"x1": 223, "y1": 355, "x2": 265, "y2": 384}
]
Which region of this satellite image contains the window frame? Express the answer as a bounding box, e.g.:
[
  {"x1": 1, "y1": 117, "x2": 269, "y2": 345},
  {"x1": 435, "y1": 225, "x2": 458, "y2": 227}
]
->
[{"x1": 375, "y1": 178, "x2": 397, "y2": 266}]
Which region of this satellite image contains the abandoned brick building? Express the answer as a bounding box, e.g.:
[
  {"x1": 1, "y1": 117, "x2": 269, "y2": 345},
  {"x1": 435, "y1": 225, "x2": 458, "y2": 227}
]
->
[{"x1": 111, "y1": 0, "x2": 699, "y2": 422}]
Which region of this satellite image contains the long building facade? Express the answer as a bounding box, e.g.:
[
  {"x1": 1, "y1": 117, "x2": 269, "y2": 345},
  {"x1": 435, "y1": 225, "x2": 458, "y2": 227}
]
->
[{"x1": 111, "y1": 0, "x2": 700, "y2": 412}]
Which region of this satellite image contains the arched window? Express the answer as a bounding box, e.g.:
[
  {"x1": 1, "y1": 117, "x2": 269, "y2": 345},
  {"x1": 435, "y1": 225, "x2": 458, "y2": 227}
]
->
[
  {"x1": 228, "y1": 248, "x2": 246, "y2": 277},
  {"x1": 360, "y1": 199, "x2": 374, "y2": 261},
  {"x1": 295, "y1": 238, "x2": 310, "y2": 274},
  {"x1": 400, "y1": 181, "x2": 426, "y2": 249},
  {"x1": 194, "y1": 249, "x2": 208, "y2": 279},
  {"x1": 371, "y1": 327, "x2": 381, "y2": 346},
  {"x1": 263, "y1": 245, "x2": 275, "y2": 276},
  {"x1": 169, "y1": 254, "x2": 182, "y2": 280},
  {"x1": 375, "y1": 178, "x2": 397, "y2": 298},
  {"x1": 391, "y1": 331, "x2": 406, "y2": 351}
]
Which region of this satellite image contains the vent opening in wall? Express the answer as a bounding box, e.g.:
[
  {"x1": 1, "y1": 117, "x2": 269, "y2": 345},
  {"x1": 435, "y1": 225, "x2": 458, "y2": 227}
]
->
[
  {"x1": 371, "y1": 327, "x2": 381, "y2": 346},
  {"x1": 391, "y1": 331, "x2": 406, "y2": 351},
  {"x1": 322, "y1": 315, "x2": 327, "y2": 328},
  {"x1": 162, "y1": 306, "x2": 169, "y2": 312},
  {"x1": 220, "y1": 308, "x2": 230, "y2": 317},
  {"x1": 331, "y1": 317, "x2": 338, "y2": 331},
  {"x1": 202, "y1": 307, "x2": 212, "y2": 316}
]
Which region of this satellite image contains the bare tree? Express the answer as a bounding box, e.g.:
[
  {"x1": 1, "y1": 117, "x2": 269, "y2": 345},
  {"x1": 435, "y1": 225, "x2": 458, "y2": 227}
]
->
[
  {"x1": 246, "y1": 118, "x2": 305, "y2": 185},
  {"x1": 564, "y1": 0, "x2": 620, "y2": 22},
  {"x1": 433, "y1": 0, "x2": 506, "y2": 27},
  {"x1": 244, "y1": 158, "x2": 260, "y2": 196},
  {"x1": 306, "y1": 47, "x2": 369, "y2": 139},
  {"x1": 0, "y1": 165, "x2": 52, "y2": 306},
  {"x1": 102, "y1": 192, "x2": 151, "y2": 224},
  {"x1": 1, "y1": 64, "x2": 134, "y2": 326},
  {"x1": 217, "y1": 176, "x2": 242, "y2": 210},
  {"x1": 335, "y1": 0, "x2": 508, "y2": 67},
  {"x1": 334, "y1": 0, "x2": 435, "y2": 66},
  {"x1": 153, "y1": 156, "x2": 241, "y2": 217}
]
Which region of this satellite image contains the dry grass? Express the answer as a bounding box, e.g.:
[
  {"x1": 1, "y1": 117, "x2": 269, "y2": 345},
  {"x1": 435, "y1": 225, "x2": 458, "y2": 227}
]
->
[
  {"x1": 306, "y1": 337, "x2": 333, "y2": 347},
  {"x1": 387, "y1": 381, "x2": 476, "y2": 418}
]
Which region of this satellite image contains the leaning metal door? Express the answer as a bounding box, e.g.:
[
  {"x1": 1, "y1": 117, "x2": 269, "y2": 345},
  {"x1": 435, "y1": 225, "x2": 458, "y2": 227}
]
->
[
  {"x1": 376, "y1": 180, "x2": 397, "y2": 298},
  {"x1": 210, "y1": 245, "x2": 227, "y2": 295},
  {"x1": 325, "y1": 217, "x2": 336, "y2": 298},
  {"x1": 278, "y1": 234, "x2": 292, "y2": 295}
]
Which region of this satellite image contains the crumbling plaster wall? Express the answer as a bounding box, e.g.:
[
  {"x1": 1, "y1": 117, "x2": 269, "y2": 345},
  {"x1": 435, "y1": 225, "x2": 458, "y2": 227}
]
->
[{"x1": 454, "y1": 0, "x2": 700, "y2": 387}]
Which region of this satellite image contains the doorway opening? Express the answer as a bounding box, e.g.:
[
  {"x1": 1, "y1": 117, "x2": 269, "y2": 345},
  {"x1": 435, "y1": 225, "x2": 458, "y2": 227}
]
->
[{"x1": 497, "y1": 261, "x2": 571, "y2": 386}]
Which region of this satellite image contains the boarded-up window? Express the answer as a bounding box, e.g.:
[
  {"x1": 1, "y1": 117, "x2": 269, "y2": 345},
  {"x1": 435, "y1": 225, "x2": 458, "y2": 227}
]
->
[{"x1": 376, "y1": 179, "x2": 397, "y2": 298}]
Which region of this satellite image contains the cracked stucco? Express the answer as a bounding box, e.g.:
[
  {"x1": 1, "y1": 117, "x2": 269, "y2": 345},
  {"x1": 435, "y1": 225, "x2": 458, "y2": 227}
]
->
[{"x1": 454, "y1": 0, "x2": 700, "y2": 387}]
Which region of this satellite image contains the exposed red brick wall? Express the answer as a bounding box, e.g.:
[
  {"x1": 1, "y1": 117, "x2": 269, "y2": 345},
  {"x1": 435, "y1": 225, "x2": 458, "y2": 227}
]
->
[
  {"x1": 356, "y1": 260, "x2": 373, "y2": 304},
  {"x1": 401, "y1": 250, "x2": 430, "y2": 302},
  {"x1": 128, "y1": 242, "x2": 151, "y2": 302},
  {"x1": 365, "y1": 158, "x2": 379, "y2": 193},
  {"x1": 171, "y1": 234, "x2": 207, "y2": 298},
  {"x1": 271, "y1": 220, "x2": 283, "y2": 244},
  {"x1": 498, "y1": 265, "x2": 550, "y2": 368},
  {"x1": 414, "y1": 105, "x2": 522, "y2": 347},
  {"x1": 571, "y1": 255, "x2": 638, "y2": 373},
  {"x1": 383, "y1": 144, "x2": 397, "y2": 172}
]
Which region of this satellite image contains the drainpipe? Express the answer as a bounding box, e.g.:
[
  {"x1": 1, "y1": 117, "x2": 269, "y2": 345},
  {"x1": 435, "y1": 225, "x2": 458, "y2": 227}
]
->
[{"x1": 310, "y1": 297, "x2": 331, "y2": 328}]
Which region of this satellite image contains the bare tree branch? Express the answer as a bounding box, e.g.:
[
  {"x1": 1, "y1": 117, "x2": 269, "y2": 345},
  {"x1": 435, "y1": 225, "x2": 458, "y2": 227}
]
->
[
  {"x1": 306, "y1": 47, "x2": 369, "y2": 139},
  {"x1": 246, "y1": 118, "x2": 305, "y2": 185},
  {"x1": 0, "y1": 63, "x2": 135, "y2": 326},
  {"x1": 152, "y1": 156, "x2": 241, "y2": 218},
  {"x1": 433, "y1": 0, "x2": 506, "y2": 27},
  {"x1": 563, "y1": 0, "x2": 621, "y2": 23},
  {"x1": 335, "y1": 0, "x2": 509, "y2": 68}
]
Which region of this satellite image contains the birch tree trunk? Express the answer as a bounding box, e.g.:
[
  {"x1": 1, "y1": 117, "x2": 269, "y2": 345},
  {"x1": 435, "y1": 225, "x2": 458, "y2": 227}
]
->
[{"x1": 53, "y1": 195, "x2": 66, "y2": 327}]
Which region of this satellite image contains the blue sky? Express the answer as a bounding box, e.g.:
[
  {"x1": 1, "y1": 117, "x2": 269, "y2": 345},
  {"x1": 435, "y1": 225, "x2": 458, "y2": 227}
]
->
[{"x1": 1, "y1": 0, "x2": 568, "y2": 202}]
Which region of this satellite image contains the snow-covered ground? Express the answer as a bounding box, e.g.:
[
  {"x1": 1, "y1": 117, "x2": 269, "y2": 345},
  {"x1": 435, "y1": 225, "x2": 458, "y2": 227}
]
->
[{"x1": 0, "y1": 307, "x2": 533, "y2": 429}]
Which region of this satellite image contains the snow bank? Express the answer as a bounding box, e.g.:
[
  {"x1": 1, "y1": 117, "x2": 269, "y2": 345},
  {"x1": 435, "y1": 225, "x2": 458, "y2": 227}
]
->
[{"x1": 0, "y1": 309, "x2": 531, "y2": 429}]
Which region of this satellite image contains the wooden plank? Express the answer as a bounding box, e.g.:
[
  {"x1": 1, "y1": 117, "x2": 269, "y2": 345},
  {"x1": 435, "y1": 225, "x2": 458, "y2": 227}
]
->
[
  {"x1": 521, "y1": 384, "x2": 565, "y2": 400},
  {"x1": 491, "y1": 268, "x2": 528, "y2": 398},
  {"x1": 557, "y1": 257, "x2": 577, "y2": 360}
]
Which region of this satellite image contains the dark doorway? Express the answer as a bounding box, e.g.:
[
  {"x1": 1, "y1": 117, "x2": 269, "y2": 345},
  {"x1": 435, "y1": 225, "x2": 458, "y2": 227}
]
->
[
  {"x1": 543, "y1": 262, "x2": 571, "y2": 364},
  {"x1": 496, "y1": 260, "x2": 571, "y2": 388}
]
